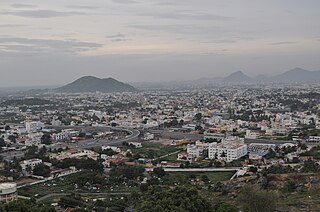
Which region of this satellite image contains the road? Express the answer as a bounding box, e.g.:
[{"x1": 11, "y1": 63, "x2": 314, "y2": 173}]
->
[
  {"x1": 155, "y1": 150, "x2": 181, "y2": 160},
  {"x1": 149, "y1": 129, "x2": 297, "y2": 145},
  {"x1": 1, "y1": 127, "x2": 140, "y2": 161},
  {"x1": 1, "y1": 127, "x2": 296, "y2": 161},
  {"x1": 244, "y1": 138, "x2": 297, "y2": 145},
  {"x1": 146, "y1": 167, "x2": 239, "y2": 172},
  {"x1": 50, "y1": 128, "x2": 140, "y2": 150}
]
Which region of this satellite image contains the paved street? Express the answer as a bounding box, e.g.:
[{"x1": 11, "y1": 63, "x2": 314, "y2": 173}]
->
[{"x1": 0, "y1": 127, "x2": 140, "y2": 161}]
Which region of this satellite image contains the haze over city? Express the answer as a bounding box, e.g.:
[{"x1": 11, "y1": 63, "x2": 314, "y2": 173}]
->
[
  {"x1": 1, "y1": 1, "x2": 320, "y2": 211},
  {"x1": 0, "y1": 0, "x2": 320, "y2": 87}
]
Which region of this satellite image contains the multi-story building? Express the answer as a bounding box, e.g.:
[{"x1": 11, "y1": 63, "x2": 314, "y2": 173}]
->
[
  {"x1": 208, "y1": 137, "x2": 247, "y2": 162},
  {"x1": 204, "y1": 131, "x2": 226, "y2": 141},
  {"x1": 187, "y1": 144, "x2": 202, "y2": 158},
  {"x1": 25, "y1": 121, "x2": 45, "y2": 133},
  {"x1": 19, "y1": 159, "x2": 43, "y2": 173},
  {"x1": 308, "y1": 136, "x2": 320, "y2": 143}
]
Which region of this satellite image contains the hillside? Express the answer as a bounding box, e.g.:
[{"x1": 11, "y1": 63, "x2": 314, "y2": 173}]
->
[
  {"x1": 55, "y1": 76, "x2": 137, "y2": 93},
  {"x1": 223, "y1": 71, "x2": 253, "y2": 83},
  {"x1": 270, "y1": 67, "x2": 320, "y2": 82}
]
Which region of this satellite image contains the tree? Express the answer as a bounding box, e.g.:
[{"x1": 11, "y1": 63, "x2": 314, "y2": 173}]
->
[
  {"x1": 0, "y1": 200, "x2": 55, "y2": 212},
  {"x1": 24, "y1": 145, "x2": 38, "y2": 159},
  {"x1": 109, "y1": 165, "x2": 145, "y2": 183},
  {"x1": 265, "y1": 148, "x2": 276, "y2": 159},
  {"x1": 41, "y1": 134, "x2": 52, "y2": 145},
  {"x1": 136, "y1": 186, "x2": 213, "y2": 212},
  {"x1": 0, "y1": 138, "x2": 6, "y2": 149},
  {"x1": 33, "y1": 164, "x2": 50, "y2": 177},
  {"x1": 195, "y1": 125, "x2": 203, "y2": 131},
  {"x1": 249, "y1": 166, "x2": 258, "y2": 173},
  {"x1": 214, "y1": 202, "x2": 238, "y2": 212},
  {"x1": 201, "y1": 175, "x2": 210, "y2": 183},
  {"x1": 195, "y1": 113, "x2": 202, "y2": 121},
  {"x1": 301, "y1": 159, "x2": 319, "y2": 173},
  {"x1": 237, "y1": 185, "x2": 279, "y2": 212},
  {"x1": 8, "y1": 135, "x2": 16, "y2": 143},
  {"x1": 153, "y1": 167, "x2": 166, "y2": 178},
  {"x1": 59, "y1": 194, "x2": 83, "y2": 208}
]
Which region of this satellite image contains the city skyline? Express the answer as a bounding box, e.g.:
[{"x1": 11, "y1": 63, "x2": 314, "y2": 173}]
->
[{"x1": 0, "y1": 0, "x2": 320, "y2": 86}]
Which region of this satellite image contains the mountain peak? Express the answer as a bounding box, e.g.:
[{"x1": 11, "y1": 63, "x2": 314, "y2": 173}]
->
[
  {"x1": 55, "y1": 76, "x2": 137, "y2": 93},
  {"x1": 270, "y1": 67, "x2": 320, "y2": 82},
  {"x1": 287, "y1": 67, "x2": 310, "y2": 73},
  {"x1": 224, "y1": 70, "x2": 252, "y2": 83}
]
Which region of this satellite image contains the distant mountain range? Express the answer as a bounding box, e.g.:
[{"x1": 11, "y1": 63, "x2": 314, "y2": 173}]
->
[
  {"x1": 5, "y1": 67, "x2": 320, "y2": 95},
  {"x1": 197, "y1": 67, "x2": 320, "y2": 84},
  {"x1": 55, "y1": 76, "x2": 137, "y2": 93}
]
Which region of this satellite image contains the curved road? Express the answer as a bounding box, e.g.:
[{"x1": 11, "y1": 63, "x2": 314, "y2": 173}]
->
[
  {"x1": 49, "y1": 127, "x2": 140, "y2": 150},
  {"x1": 1, "y1": 127, "x2": 140, "y2": 161}
]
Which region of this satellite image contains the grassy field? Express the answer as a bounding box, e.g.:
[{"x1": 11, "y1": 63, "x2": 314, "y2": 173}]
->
[
  {"x1": 127, "y1": 141, "x2": 185, "y2": 159},
  {"x1": 160, "y1": 152, "x2": 179, "y2": 161},
  {"x1": 18, "y1": 172, "x2": 134, "y2": 199}
]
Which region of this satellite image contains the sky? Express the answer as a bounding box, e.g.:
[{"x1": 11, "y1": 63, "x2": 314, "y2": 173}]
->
[{"x1": 0, "y1": 0, "x2": 320, "y2": 87}]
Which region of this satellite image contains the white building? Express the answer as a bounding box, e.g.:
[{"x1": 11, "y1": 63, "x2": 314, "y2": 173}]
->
[
  {"x1": 308, "y1": 136, "x2": 320, "y2": 143},
  {"x1": 187, "y1": 144, "x2": 202, "y2": 158},
  {"x1": 20, "y1": 159, "x2": 43, "y2": 173},
  {"x1": 49, "y1": 149, "x2": 99, "y2": 161},
  {"x1": 25, "y1": 121, "x2": 45, "y2": 133},
  {"x1": 143, "y1": 133, "x2": 155, "y2": 141},
  {"x1": 208, "y1": 137, "x2": 247, "y2": 162},
  {"x1": 0, "y1": 183, "x2": 17, "y2": 203},
  {"x1": 128, "y1": 142, "x2": 142, "y2": 148},
  {"x1": 51, "y1": 119, "x2": 62, "y2": 126},
  {"x1": 52, "y1": 129, "x2": 79, "y2": 142},
  {"x1": 245, "y1": 130, "x2": 260, "y2": 139},
  {"x1": 101, "y1": 146, "x2": 121, "y2": 153},
  {"x1": 186, "y1": 141, "x2": 209, "y2": 158}
]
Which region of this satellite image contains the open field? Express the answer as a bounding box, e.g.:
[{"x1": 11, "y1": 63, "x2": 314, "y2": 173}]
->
[
  {"x1": 18, "y1": 172, "x2": 135, "y2": 199},
  {"x1": 127, "y1": 141, "x2": 185, "y2": 159}
]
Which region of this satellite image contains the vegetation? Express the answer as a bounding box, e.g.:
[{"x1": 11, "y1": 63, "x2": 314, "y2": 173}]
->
[
  {"x1": 33, "y1": 164, "x2": 51, "y2": 177},
  {"x1": 136, "y1": 186, "x2": 214, "y2": 212},
  {"x1": 109, "y1": 164, "x2": 145, "y2": 183},
  {"x1": 52, "y1": 158, "x2": 103, "y2": 172},
  {"x1": 0, "y1": 200, "x2": 55, "y2": 212},
  {"x1": 237, "y1": 185, "x2": 279, "y2": 212}
]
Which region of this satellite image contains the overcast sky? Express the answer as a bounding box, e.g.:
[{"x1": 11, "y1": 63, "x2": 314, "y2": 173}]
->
[{"x1": 0, "y1": 0, "x2": 320, "y2": 87}]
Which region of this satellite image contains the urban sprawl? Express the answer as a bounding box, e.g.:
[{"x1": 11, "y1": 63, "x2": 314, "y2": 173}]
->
[{"x1": 1, "y1": 83, "x2": 320, "y2": 211}]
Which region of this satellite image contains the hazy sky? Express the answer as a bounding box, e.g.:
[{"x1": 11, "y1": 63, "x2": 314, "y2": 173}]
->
[{"x1": 0, "y1": 0, "x2": 320, "y2": 86}]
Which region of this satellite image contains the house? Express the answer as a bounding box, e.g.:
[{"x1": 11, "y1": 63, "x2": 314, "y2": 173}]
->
[
  {"x1": 103, "y1": 154, "x2": 128, "y2": 167},
  {"x1": 299, "y1": 156, "x2": 313, "y2": 162},
  {"x1": 101, "y1": 146, "x2": 121, "y2": 153},
  {"x1": 50, "y1": 149, "x2": 99, "y2": 161},
  {"x1": 177, "y1": 151, "x2": 196, "y2": 161},
  {"x1": 128, "y1": 142, "x2": 142, "y2": 148}
]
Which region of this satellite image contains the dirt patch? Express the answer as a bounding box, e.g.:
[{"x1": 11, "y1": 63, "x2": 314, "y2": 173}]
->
[
  {"x1": 152, "y1": 139, "x2": 174, "y2": 146},
  {"x1": 15, "y1": 177, "x2": 39, "y2": 186}
]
